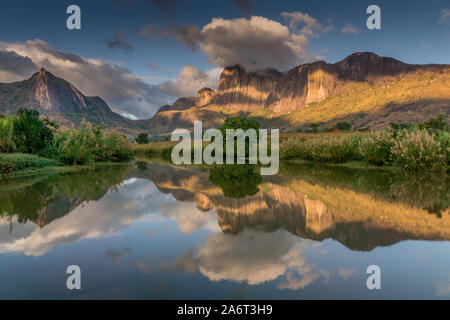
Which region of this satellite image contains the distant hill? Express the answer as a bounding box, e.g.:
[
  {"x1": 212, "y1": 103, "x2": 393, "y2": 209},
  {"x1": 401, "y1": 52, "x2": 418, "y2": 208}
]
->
[
  {"x1": 0, "y1": 68, "x2": 146, "y2": 136},
  {"x1": 147, "y1": 52, "x2": 450, "y2": 133},
  {"x1": 0, "y1": 53, "x2": 448, "y2": 136}
]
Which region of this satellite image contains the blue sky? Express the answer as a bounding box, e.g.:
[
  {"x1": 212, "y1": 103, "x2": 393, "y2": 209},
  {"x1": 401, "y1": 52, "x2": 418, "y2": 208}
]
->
[{"x1": 0, "y1": 0, "x2": 449, "y2": 118}]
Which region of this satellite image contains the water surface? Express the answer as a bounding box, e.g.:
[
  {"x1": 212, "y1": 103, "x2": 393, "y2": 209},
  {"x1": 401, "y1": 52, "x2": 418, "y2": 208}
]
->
[{"x1": 0, "y1": 161, "x2": 449, "y2": 299}]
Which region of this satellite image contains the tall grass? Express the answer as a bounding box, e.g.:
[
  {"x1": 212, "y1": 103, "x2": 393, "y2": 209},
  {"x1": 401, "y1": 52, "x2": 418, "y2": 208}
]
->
[
  {"x1": 54, "y1": 126, "x2": 133, "y2": 165},
  {"x1": 0, "y1": 116, "x2": 16, "y2": 153},
  {"x1": 132, "y1": 141, "x2": 176, "y2": 160},
  {"x1": 0, "y1": 153, "x2": 57, "y2": 176},
  {"x1": 280, "y1": 128, "x2": 449, "y2": 172},
  {"x1": 281, "y1": 133, "x2": 363, "y2": 163}
]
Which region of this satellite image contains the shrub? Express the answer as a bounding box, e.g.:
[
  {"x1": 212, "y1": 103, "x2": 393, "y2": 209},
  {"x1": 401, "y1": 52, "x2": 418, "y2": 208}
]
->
[
  {"x1": 136, "y1": 133, "x2": 149, "y2": 144},
  {"x1": 93, "y1": 131, "x2": 133, "y2": 162},
  {"x1": 12, "y1": 108, "x2": 58, "y2": 154},
  {"x1": 0, "y1": 116, "x2": 16, "y2": 153},
  {"x1": 359, "y1": 131, "x2": 394, "y2": 166},
  {"x1": 280, "y1": 134, "x2": 361, "y2": 163},
  {"x1": 391, "y1": 129, "x2": 448, "y2": 171},
  {"x1": 54, "y1": 125, "x2": 132, "y2": 165},
  {"x1": 336, "y1": 122, "x2": 352, "y2": 131},
  {"x1": 220, "y1": 116, "x2": 261, "y2": 158}
]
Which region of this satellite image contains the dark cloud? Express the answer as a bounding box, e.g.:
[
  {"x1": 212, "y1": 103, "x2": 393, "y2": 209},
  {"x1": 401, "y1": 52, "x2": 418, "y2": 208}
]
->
[
  {"x1": 0, "y1": 39, "x2": 171, "y2": 119},
  {"x1": 139, "y1": 23, "x2": 201, "y2": 50},
  {"x1": 147, "y1": 0, "x2": 175, "y2": 16},
  {"x1": 107, "y1": 33, "x2": 134, "y2": 53},
  {"x1": 0, "y1": 50, "x2": 38, "y2": 81},
  {"x1": 154, "y1": 16, "x2": 314, "y2": 71},
  {"x1": 232, "y1": 0, "x2": 253, "y2": 16}
]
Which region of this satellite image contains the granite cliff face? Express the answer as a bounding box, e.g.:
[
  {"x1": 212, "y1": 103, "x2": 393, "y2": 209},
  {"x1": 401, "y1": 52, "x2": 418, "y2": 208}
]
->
[
  {"x1": 212, "y1": 65, "x2": 283, "y2": 112},
  {"x1": 149, "y1": 52, "x2": 449, "y2": 134},
  {"x1": 0, "y1": 68, "x2": 145, "y2": 135},
  {"x1": 213, "y1": 52, "x2": 414, "y2": 114}
]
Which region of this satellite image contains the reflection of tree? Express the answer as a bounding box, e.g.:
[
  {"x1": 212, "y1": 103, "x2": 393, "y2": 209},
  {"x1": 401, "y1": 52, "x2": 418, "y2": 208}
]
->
[
  {"x1": 281, "y1": 162, "x2": 449, "y2": 217},
  {"x1": 0, "y1": 165, "x2": 131, "y2": 226},
  {"x1": 136, "y1": 161, "x2": 148, "y2": 171},
  {"x1": 209, "y1": 165, "x2": 262, "y2": 199}
]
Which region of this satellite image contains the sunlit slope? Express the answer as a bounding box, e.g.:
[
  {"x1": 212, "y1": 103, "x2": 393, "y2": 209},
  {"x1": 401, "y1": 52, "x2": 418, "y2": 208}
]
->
[{"x1": 255, "y1": 67, "x2": 450, "y2": 131}]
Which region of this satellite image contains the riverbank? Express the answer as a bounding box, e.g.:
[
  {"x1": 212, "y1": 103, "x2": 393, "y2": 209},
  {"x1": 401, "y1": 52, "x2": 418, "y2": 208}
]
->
[{"x1": 0, "y1": 153, "x2": 131, "y2": 180}]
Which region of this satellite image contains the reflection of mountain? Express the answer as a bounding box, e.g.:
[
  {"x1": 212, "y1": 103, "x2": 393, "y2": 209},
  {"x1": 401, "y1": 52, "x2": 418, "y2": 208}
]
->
[
  {"x1": 1, "y1": 161, "x2": 448, "y2": 253},
  {"x1": 131, "y1": 162, "x2": 450, "y2": 251}
]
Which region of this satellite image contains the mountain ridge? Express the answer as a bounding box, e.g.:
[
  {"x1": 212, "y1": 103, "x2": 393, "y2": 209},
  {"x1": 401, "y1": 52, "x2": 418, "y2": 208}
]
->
[
  {"x1": 0, "y1": 52, "x2": 449, "y2": 136},
  {"x1": 148, "y1": 52, "x2": 449, "y2": 133}
]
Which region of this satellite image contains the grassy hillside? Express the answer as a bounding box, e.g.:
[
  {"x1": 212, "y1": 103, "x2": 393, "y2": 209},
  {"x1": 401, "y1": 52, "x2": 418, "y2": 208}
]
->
[{"x1": 255, "y1": 67, "x2": 450, "y2": 131}]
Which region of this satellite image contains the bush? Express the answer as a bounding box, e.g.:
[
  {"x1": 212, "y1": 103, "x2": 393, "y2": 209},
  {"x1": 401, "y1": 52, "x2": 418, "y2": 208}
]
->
[
  {"x1": 280, "y1": 134, "x2": 361, "y2": 163},
  {"x1": 358, "y1": 131, "x2": 394, "y2": 166},
  {"x1": 220, "y1": 116, "x2": 261, "y2": 159},
  {"x1": 0, "y1": 116, "x2": 16, "y2": 153},
  {"x1": 136, "y1": 133, "x2": 149, "y2": 144},
  {"x1": 54, "y1": 125, "x2": 132, "y2": 165},
  {"x1": 391, "y1": 129, "x2": 448, "y2": 171},
  {"x1": 12, "y1": 108, "x2": 58, "y2": 154},
  {"x1": 336, "y1": 122, "x2": 352, "y2": 131}
]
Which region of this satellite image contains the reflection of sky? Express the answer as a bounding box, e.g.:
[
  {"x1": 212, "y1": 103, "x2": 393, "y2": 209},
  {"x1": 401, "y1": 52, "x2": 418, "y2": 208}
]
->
[{"x1": 0, "y1": 178, "x2": 449, "y2": 299}]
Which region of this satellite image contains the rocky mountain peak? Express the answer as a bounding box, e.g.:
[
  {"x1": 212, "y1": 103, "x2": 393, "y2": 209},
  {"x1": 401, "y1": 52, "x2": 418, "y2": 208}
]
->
[{"x1": 197, "y1": 87, "x2": 215, "y2": 106}]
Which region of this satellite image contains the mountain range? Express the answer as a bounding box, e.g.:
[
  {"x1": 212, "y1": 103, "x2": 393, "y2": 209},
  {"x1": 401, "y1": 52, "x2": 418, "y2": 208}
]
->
[{"x1": 0, "y1": 52, "x2": 449, "y2": 136}]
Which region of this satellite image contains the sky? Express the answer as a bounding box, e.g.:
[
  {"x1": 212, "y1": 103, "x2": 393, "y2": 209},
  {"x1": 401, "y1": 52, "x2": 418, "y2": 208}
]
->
[{"x1": 0, "y1": 0, "x2": 449, "y2": 119}]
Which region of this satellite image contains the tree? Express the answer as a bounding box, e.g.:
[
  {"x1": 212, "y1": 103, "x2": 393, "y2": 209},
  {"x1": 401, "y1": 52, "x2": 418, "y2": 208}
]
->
[
  {"x1": 135, "y1": 133, "x2": 149, "y2": 144},
  {"x1": 309, "y1": 123, "x2": 319, "y2": 133},
  {"x1": 209, "y1": 165, "x2": 262, "y2": 199},
  {"x1": 13, "y1": 108, "x2": 58, "y2": 154},
  {"x1": 336, "y1": 122, "x2": 352, "y2": 131},
  {"x1": 220, "y1": 116, "x2": 261, "y2": 158}
]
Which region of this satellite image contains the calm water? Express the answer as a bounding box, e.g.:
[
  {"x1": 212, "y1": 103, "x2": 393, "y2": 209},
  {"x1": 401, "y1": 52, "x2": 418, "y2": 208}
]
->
[{"x1": 0, "y1": 160, "x2": 449, "y2": 299}]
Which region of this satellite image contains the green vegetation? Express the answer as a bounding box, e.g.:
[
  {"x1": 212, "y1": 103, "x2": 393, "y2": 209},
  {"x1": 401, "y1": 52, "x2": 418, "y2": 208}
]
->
[
  {"x1": 54, "y1": 125, "x2": 133, "y2": 165},
  {"x1": 281, "y1": 117, "x2": 449, "y2": 172},
  {"x1": 135, "y1": 133, "x2": 149, "y2": 144},
  {"x1": 0, "y1": 164, "x2": 131, "y2": 224},
  {"x1": 336, "y1": 122, "x2": 352, "y2": 131},
  {"x1": 209, "y1": 164, "x2": 262, "y2": 198},
  {"x1": 0, "y1": 109, "x2": 133, "y2": 174},
  {"x1": 220, "y1": 116, "x2": 261, "y2": 158},
  {"x1": 0, "y1": 153, "x2": 58, "y2": 176},
  {"x1": 133, "y1": 141, "x2": 176, "y2": 160}
]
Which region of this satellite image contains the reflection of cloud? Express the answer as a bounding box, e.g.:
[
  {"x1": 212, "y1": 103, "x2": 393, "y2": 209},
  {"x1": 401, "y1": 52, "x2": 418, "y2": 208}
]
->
[
  {"x1": 106, "y1": 246, "x2": 131, "y2": 264},
  {"x1": 439, "y1": 9, "x2": 450, "y2": 25},
  {"x1": 159, "y1": 229, "x2": 328, "y2": 289},
  {"x1": 435, "y1": 275, "x2": 450, "y2": 297},
  {"x1": 338, "y1": 269, "x2": 356, "y2": 280},
  {"x1": 0, "y1": 179, "x2": 218, "y2": 256}
]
